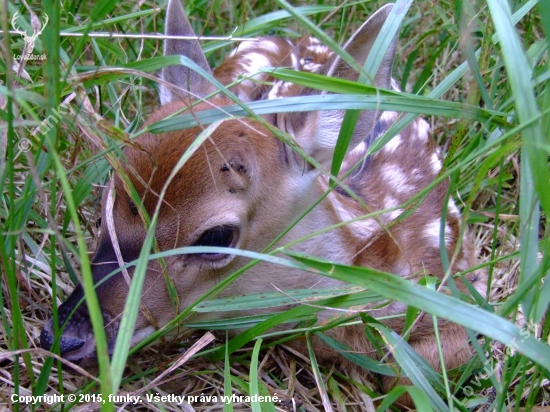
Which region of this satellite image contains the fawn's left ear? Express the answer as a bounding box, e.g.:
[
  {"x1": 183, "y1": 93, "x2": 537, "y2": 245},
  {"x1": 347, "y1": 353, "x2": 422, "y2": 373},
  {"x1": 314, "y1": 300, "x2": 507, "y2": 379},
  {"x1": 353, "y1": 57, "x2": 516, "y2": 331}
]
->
[
  {"x1": 160, "y1": 0, "x2": 216, "y2": 104},
  {"x1": 278, "y1": 4, "x2": 397, "y2": 167}
]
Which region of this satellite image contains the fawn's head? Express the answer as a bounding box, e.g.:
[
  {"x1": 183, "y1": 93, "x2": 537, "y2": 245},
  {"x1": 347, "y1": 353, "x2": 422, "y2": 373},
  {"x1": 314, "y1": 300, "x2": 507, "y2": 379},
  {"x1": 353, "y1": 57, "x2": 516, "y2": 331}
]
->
[{"x1": 41, "y1": 0, "x2": 397, "y2": 367}]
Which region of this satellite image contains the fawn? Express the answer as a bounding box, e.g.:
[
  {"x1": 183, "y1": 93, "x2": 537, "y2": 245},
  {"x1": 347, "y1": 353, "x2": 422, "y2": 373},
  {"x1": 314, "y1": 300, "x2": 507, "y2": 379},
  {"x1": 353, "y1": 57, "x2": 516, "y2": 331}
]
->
[{"x1": 41, "y1": 0, "x2": 486, "y2": 401}]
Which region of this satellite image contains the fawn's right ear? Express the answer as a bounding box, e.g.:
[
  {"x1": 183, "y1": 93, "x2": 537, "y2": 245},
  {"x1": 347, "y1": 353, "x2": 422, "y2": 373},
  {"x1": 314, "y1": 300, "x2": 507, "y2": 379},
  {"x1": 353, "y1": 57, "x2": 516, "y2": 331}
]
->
[
  {"x1": 277, "y1": 4, "x2": 397, "y2": 168},
  {"x1": 160, "y1": 0, "x2": 216, "y2": 104}
]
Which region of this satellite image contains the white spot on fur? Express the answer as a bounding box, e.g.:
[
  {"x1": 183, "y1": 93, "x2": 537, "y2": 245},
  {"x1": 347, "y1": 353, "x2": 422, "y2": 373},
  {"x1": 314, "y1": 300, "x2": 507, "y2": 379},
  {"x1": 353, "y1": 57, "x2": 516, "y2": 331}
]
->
[
  {"x1": 448, "y1": 199, "x2": 460, "y2": 217},
  {"x1": 430, "y1": 152, "x2": 442, "y2": 174},
  {"x1": 409, "y1": 168, "x2": 423, "y2": 181},
  {"x1": 267, "y1": 80, "x2": 295, "y2": 99},
  {"x1": 382, "y1": 135, "x2": 402, "y2": 154},
  {"x1": 307, "y1": 37, "x2": 322, "y2": 46},
  {"x1": 390, "y1": 79, "x2": 400, "y2": 91},
  {"x1": 267, "y1": 81, "x2": 283, "y2": 100},
  {"x1": 299, "y1": 40, "x2": 332, "y2": 72},
  {"x1": 290, "y1": 51, "x2": 299, "y2": 70},
  {"x1": 348, "y1": 141, "x2": 366, "y2": 157},
  {"x1": 238, "y1": 53, "x2": 273, "y2": 75},
  {"x1": 414, "y1": 118, "x2": 430, "y2": 142},
  {"x1": 229, "y1": 40, "x2": 254, "y2": 56},
  {"x1": 328, "y1": 192, "x2": 378, "y2": 240},
  {"x1": 425, "y1": 219, "x2": 453, "y2": 247},
  {"x1": 309, "y1": 44, "x2": 330, "y2": 55},
  {"x1": 386, "y1": 208, "x2": 403, "y2": 221},
  {"x1": 384, "y1": 196, "x2": 399, "y2": 208},
  {"x1": 383, "y1": 165, "x2": 414, "y2": 193},
  {"x1": 230, "y1": 39, "x2": 280, "y2": 57}
]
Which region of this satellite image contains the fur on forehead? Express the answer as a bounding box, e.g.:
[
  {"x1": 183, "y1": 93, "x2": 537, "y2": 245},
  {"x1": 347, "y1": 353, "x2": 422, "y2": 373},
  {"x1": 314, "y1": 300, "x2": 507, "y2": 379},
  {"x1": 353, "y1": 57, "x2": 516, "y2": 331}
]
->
[{"x1": 117, "y1": 100, "x2": 285, "y2": 212}]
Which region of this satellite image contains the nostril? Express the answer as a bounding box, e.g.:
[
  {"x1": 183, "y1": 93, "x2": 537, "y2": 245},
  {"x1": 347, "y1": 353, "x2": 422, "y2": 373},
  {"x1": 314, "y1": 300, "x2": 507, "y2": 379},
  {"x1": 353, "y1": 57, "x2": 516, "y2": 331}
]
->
[
  {"x1": 59, "y1": 337, "x2": 85, "y2": 355},
  {"x1": 40, "y1": 324, "x2": 85, "y2": 355}
]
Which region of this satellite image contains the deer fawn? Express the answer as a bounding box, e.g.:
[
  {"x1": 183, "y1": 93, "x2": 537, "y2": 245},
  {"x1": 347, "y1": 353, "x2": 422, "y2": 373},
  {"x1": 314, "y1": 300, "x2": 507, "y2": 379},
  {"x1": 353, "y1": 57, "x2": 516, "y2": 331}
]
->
[{"x1": 41, "y1": 0, "x2": 486, "y2": 402}]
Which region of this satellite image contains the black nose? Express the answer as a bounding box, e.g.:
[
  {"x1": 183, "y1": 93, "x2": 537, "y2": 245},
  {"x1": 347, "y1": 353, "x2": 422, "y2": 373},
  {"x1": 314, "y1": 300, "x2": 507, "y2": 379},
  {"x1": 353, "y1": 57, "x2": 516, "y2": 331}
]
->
[{"x1": 40, "y1": 326, "x2": 85, "y2": 355}]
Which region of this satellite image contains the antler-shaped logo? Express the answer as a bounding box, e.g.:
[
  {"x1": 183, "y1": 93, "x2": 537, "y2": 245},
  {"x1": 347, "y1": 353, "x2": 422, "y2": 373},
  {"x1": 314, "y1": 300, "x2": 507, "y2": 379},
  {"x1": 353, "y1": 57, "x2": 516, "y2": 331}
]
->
[{"x1": 11, "y1": 11, "x2": 49, "y2": 54}]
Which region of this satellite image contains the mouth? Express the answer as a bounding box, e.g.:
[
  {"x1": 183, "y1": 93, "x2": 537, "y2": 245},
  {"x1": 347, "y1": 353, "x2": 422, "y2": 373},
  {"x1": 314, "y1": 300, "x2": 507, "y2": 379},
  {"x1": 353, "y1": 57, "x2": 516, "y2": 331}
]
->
[{"x1": 62, "y1": 333, "x2": 99, "y2": 368}]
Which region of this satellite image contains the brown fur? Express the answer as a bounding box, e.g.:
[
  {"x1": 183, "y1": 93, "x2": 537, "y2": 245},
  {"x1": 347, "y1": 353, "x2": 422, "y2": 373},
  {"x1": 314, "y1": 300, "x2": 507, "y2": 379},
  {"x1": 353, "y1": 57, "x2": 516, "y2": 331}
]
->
[{"x1": 41, "y1": 1, "x2": 487, "y2": 408}]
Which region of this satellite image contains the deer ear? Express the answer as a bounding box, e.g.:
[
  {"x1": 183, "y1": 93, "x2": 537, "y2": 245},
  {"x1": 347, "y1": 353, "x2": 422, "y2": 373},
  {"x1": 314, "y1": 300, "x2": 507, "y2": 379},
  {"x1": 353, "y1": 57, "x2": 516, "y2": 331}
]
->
[
  {"x1": 159, "y1": 0, "x2": 216, "y2": 104},
  {"x1": 278, "y1": 4, "x2": 397, "y2": 167}
]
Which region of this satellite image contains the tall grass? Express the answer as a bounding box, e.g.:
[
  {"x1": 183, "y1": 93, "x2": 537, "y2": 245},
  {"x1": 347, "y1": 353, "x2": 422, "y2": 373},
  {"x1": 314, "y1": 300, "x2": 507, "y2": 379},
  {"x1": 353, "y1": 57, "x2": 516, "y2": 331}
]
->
[{"x1": 0, "y1": 0, "x2": 548, "y2": 411}]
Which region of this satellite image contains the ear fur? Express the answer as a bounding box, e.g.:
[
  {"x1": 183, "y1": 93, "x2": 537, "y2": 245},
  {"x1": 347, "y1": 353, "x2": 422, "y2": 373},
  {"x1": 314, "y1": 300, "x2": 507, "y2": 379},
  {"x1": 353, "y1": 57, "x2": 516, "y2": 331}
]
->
[
  {"x1": 160, "y1": 0, "x2": 216, "y2": 104},
  {"x1": 278, "y1": 4, "x2": 398, "y2": 167}
]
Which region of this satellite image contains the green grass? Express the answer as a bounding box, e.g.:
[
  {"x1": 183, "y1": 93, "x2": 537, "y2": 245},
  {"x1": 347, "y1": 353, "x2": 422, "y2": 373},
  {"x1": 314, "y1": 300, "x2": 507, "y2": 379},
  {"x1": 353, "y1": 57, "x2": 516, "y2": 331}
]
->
[{"x1": 1, "y1": 0, "x2": 549, "y2": 411}]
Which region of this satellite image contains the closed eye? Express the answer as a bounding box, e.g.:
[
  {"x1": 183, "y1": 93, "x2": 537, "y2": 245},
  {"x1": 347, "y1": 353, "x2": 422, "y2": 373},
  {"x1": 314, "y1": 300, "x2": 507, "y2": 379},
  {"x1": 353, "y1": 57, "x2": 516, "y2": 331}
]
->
[{"x1": 192, "y1": 225, "x2": 239, "y2": 260}]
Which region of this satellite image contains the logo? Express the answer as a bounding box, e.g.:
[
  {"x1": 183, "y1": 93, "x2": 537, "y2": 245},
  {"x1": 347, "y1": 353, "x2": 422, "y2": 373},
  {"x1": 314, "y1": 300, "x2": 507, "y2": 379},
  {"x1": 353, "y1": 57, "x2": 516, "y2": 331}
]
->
[{"x1": 11, "y1": 11, "x2": 48, "y2": 61}]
